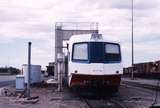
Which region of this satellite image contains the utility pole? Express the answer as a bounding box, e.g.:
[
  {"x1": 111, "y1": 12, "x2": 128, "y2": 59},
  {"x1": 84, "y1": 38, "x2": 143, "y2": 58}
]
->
[
  {"x1": 131, "y1": 0, "x2": 134, "y2": 80},
  {"x1": 27, "y1": 42, "x2": 32, "y2": 97}
]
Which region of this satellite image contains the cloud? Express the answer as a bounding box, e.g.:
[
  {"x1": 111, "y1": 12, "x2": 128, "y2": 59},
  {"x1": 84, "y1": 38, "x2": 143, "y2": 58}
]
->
[
  {"x1": 0, "y1": 0, "x2": 160, "y2": 68},
  {"x1": 111, "y1": 0, "x2": 159, "y2": 10}
]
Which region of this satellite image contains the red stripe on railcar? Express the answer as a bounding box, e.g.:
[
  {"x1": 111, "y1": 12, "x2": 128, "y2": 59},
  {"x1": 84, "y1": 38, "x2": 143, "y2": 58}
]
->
[{"x1": 70, "y1": 74, "x2": 121, "y2": 87}]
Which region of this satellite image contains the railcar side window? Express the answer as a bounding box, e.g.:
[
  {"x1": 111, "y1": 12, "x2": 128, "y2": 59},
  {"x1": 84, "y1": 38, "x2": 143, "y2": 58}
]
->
[
  {"x1": 105, "y1": 44, "x2": 121, "y2": 62},
  {"x1": 72, "y1": 43, "x2": 88, "y2": 61}
]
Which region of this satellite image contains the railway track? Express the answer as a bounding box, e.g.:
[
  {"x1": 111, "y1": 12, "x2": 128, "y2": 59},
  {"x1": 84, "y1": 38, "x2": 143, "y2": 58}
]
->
[
  {"x1": 83, "y1": 98, "x2": 127, "y2": 108},
  {"x1": 71, "y1": 89, "x2": 127, "y2": 108}
]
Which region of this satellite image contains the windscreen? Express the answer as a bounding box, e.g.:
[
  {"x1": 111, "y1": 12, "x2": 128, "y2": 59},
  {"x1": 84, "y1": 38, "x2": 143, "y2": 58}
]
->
[
  {"x1": 72, "y1": 42, "x2": 121, "y2": 63},
  {"x1": 105, "y1": 43, "x2": 121, "y2": 62},
  {"x1": 72, "y1": 43, "x2": 88, "y2": 61}
]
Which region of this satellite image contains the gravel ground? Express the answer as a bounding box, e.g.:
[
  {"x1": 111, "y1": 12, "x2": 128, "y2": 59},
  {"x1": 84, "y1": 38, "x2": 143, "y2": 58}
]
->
[{"x1": 0, "y1": 83, "x2": 159, "y2": 108}]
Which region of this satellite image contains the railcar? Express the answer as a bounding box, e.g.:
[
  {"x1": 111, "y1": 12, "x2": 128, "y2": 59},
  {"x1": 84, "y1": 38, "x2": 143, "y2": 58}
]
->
[
  {"x1": 123, "y1": 61, "x2": 160, "y2": 79},
  {"x1": 67, "y1": 33, "x2": 123, "y2": 92}
]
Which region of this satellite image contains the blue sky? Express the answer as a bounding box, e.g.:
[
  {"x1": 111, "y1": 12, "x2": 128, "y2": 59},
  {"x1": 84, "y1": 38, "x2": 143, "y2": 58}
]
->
[
  {"x1": 0, "y1": 0, "x2": 160, "y2": 69},
  {"x1": 0, "y1": 39, "x2": 27, "y2": 67}
]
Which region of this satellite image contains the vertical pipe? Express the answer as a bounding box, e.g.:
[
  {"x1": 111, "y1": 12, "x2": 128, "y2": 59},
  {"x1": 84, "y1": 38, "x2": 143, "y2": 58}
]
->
[
  {"x1": 27, "y1": 42, "x2": 31, "y2": 97},
  {"x1": 131, "y1": 0, "x2": 134, "y2": 80},
  {"x1": 57, "y1": 53, "x2": 64, "y2": 92},
  {"x1": 58, "y1": 61, "x2": 61, "y2": 91},
  {"x1": 58, "y1": 62, "x2": 62, "y2": 91}
]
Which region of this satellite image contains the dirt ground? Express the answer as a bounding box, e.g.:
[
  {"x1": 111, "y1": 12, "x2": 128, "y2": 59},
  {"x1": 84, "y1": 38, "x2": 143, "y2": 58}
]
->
[{"x1": 0, "y1": 85, "x2": 86, "y2": 108}]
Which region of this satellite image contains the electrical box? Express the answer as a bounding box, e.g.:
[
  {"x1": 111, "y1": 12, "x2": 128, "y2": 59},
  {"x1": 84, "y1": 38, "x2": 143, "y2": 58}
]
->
[
  {"x1": 22, "y1": 64, "x2": 41, "y2": 84},
  {"x1": 16, "y1": 75, "x2": 25, "y2": 91}
]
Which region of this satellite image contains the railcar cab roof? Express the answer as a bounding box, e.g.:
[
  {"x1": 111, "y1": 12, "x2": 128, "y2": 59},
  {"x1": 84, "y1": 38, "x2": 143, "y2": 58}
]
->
[{"x1": 69, "y1": 33, "x2": 120, "y2": 44}]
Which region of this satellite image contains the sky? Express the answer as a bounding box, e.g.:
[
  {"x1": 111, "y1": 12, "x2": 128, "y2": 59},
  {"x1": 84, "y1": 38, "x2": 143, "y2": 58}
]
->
[{"x1": 0, "y1": 0, "x2": 160, "y2": 69}]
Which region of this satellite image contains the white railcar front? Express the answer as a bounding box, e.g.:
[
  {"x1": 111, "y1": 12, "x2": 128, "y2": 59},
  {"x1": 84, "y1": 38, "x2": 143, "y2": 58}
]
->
[{"x1": 68, "y1": 33, "x2": 123, "y2": 91}]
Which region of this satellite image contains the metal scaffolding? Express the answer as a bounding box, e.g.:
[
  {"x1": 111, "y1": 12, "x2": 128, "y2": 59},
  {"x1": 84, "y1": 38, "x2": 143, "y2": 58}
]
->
[{"x1": 54, "y1": 22, "x2": 99, "y2": 80}]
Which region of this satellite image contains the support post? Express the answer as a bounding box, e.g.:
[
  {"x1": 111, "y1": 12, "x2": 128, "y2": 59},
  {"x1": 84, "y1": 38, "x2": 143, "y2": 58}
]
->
[
  {"x1": 57, "y1": 53, "x2": 64, "y2": 92},
  {"x1": 131, "y1": 0, "x2": 134, "y2": 80},
  {"x1": 27, "y1": 42, "x2": 32, "y2": 97}
]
